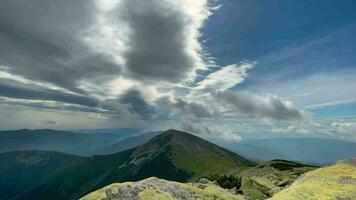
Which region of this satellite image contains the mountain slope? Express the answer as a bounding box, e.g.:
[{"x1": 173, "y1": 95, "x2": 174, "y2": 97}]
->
[
  {"x1": 270, "y1": 159, "x2": 356, "y2": 200},
  {"x1": 24, "y1": 129, "x2": 254, "y2": 200},
  {"x1": 225, "y1": 138, "x2": 356, "y2": 165},
  {"x1": 0, "y1": 150, "x2": 84, "y2": 200},
  {"x1": 81, "y1": 177, "x2": 245, "y2": 200},
  {"x1": 0, "y1": 129, "x2": 138, "y2": 156},
  {"x1": 94, "y1": 131, "x2": 161, "y2": 155}
]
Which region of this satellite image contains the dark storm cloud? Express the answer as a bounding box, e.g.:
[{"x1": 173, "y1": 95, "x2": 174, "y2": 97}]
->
[
  {"x1": 113, "y1": 0, "x2": 207, "y2": 82},
  {"x1": 0, "y1": 0, "x2": 121, "y2": 93},
  {"x1": 217, "y1": 91, "x2": 303, "y2": 121},
  {"x1": 119, "y1": 88, "x2": 156, "y2": 119}
]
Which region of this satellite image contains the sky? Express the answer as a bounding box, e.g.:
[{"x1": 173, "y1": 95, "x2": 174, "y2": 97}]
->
[{"x1": 0, "y1": 0, "x2": 355, "y2": 142}]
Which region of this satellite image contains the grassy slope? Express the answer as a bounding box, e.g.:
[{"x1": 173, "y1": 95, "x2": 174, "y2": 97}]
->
[
  {"x1": 165, "y1": 130, "x2": 255, "y2": 178},
  {"x1": 270, "y1": 159, "x2": 356, "y2": 200}
]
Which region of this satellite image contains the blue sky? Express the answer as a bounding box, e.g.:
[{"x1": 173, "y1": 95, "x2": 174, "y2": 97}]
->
[
  {"x1": 0, "y1": 0, "x2": 355, "y2": 141},
  {"x1": 203, "y1": 0, "x2": 356, "y2": 117}
]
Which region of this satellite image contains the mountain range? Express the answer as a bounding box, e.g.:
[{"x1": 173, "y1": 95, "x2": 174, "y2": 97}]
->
[
  {"x1": 230, "y1": 138, "x2": 356, "y2": 165},
  {"x1": 2, "y1": 129, "x2": 356, "y2": 166},
  {"x1": 17, "y1": 130, "x2": 254, "y2": 200},
  {"x1": 1, "y1": 129, "x2": 355, "y2": 199},
  {"x1": 0, "y1": 129, "x2": 139, "y2": 156}
]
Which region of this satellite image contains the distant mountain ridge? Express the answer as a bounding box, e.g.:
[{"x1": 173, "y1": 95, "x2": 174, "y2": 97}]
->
[
  {"x1": 236, "y1": 138, "x2": 356, "y2": 165},
  {"x1": 215, "y1": 138, "x2": 356, "y2": 165},
  {"x1": 22, "y1": 129, "x2": 254, "y2": 200},
  {"x1": 0, "y1": 129, "x2": 139, "y2": 156}
]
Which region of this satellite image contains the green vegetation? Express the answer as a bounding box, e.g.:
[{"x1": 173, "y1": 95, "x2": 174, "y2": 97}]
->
[
  {"x1": 0, "y1": 150, "x2": 83, "y2": 200},
  {"x1": 81, "y1": 177, "x2": 245, "y2": 200},
  {"x1": 206, "y1": 174, "x2": 241, "y2": 189},
  {"x1": 270, "y1": 159, "x2": 356, "y2": 200},
  {"x1": 206, "y1": 160, "x2": 317, "y2": 200}
]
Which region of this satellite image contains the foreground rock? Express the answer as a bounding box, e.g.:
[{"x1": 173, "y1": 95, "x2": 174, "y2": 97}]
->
[
  {"x1": 269, "y1": 159, "x2": 356, "y2": 200},
  {"x1": 80, "y1": 177, "x2": 245, "y2": 200}
]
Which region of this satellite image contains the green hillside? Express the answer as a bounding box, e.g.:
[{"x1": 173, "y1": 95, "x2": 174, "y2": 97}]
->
[
  {"x1": 270, "y1": 159, "x2": 356, "y2": 200},
  {"x1": 23, "y1": 129, "x2": 254, "y2": 200},
  {"x1": 0, "y1": 150, "x2": 83, "y2": 200}
]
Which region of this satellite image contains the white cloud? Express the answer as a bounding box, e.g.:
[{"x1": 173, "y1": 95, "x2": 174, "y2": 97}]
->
[
  {"x1": 216, "y1": 91, "x2": 304, "y2": 121},
  {"x1": 330, "y1": 121, "x2": 356, "y2": 135},
  {"x1": 272, "y1": 125, "x2": 310, "y2": 134},
  {"x1": 193, "y1": 61, "x2": 256, "y2": 94}
]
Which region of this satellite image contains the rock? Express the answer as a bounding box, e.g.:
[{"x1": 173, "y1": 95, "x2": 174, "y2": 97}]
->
[
  {"x1": 81, "y1": 177, "x2": 246, "y2": 200},
  {"x1": 198, "y1": 178, "x2": 211, "y2": 184},
  {"x1": 240, "y1": 177, "x2": 272, "y2": 200}
]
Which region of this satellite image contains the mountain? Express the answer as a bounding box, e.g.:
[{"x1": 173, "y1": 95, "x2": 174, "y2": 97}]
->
[
  {"x1": 224, "y1": 138, "x2": 356, "y2": 165},
  {"x1": 218, "y1": 142, "x2": 289, "y2": 162},
  {"x1": 81, "y1": 177, "x2": 245, "y2": 200},
  {"x1": 0, "y1": 150, "x2": 84, "y2": 200},
  {"x1": 0, "y1": 129, "x2": 139, "y2": 156},
  {"x1": 94, "y1": 131, "x2": 162, "y2": 155},
  {"x1": 23, "y1": 129, "x2": 255, "y2": 200},
  {"x1": 270, "y1": 159, "x2": 356, "y2": 200}
]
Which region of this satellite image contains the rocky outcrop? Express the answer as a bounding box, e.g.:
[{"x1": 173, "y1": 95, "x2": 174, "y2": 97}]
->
[{"x1": 80, "y1": 177, "x2": 245, "y2": 200}]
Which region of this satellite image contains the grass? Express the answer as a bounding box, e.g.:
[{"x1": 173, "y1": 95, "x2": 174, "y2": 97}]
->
[
  {"x1": 269, "y1": 161, "x2": 356, "y2": 200},
  {"x1": 81, "y1": 177, "x2": 245, "y2": 200}
]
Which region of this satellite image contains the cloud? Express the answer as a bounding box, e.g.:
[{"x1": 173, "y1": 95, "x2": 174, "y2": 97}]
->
[
  {"x1": 154, "y1": 96, "x2": 214, "y2": 119},
  {"x1": 245, "y1": 71, "x2": 356, "y2": 109},
  {"x1": 102, "y1": 0, "x2": 212, "y2": 83},
  {"x1": 0, "y1": 79, "x2": 99, "y2": 107},
  {"x1": 193, "y1": 61, "x2": 256, "y2": 94},
  {"x1": 118, "y1": 88, "x2": 156, "y2": 119},
  {"x1": 180, "y1": 121, "x2": 241, "y2": 142},
  {"x1": 217, "y1": 91, "x2": 303, "y2": 121},
  {"x1": 330, "y1": 122, "x2": 356, "y2": 136},
  {"x1": 272, "y1": 125, "x2": 310, "y2": 134},
  {"x1": 0, "y1": 0, "x2": 121, "y2": 94},
  {"x1": 174, "y1": 98, "x2": 214, "y2": 118}
]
